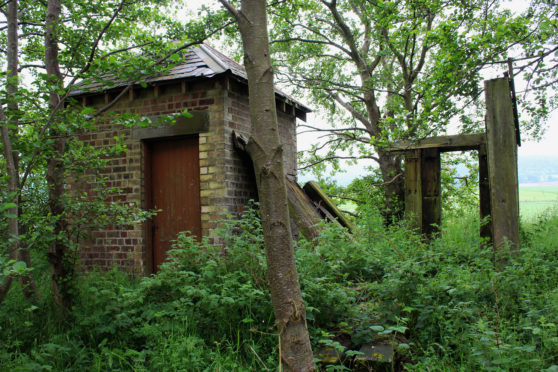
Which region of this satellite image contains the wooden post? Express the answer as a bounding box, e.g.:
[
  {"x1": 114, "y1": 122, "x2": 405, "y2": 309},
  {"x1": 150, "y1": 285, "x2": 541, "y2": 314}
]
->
[
  {"x1": 421, "y1": 148, "x2": 441, "y2": 237},
  {"x1": 478, "y1": 143, "x2": 492, "y2": 242},
  {"x1": 485, "y1": 78, "x2": 520, "y2": 253},
  {"x1": 404, "y1": 149, "x2": 422, "y2": 230}
]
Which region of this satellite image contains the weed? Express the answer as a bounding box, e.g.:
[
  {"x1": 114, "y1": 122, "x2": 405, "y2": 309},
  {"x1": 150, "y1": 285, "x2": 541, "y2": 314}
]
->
[{"x1": 1, "y1": 204, "x2": 557, "y2": 370}]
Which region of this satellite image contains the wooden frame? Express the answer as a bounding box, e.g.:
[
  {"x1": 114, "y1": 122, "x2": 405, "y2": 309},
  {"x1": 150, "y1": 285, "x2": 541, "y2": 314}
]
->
[{"x1": 390, "y1": 78, "x2": 520, "y2": 250}]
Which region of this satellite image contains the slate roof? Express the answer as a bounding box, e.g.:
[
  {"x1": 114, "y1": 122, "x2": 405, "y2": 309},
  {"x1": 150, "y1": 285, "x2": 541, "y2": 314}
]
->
[{"x1": 70, "y1": 44, "x2": 310, "y2": 114}]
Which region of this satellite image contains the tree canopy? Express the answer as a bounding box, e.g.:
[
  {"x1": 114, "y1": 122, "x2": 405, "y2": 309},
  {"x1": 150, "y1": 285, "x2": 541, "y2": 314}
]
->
[{"x1": 267, "y1": 0, "x2": 556, "y2": 216}]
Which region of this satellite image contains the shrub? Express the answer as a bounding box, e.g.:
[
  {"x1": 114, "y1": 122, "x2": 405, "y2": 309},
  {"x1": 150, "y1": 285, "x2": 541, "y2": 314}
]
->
[{"x1": 1, "y1": 203, "x2": 557, "y2": 371}]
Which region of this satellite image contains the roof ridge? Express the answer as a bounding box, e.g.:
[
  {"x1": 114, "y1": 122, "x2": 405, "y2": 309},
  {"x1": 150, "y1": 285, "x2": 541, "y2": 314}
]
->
[
  {"x1": 200, "y1": 43, "x2": 245, "y2": 72},
  {"x1": 195, "y1": 44, "x2": 229, "y2": 73}
]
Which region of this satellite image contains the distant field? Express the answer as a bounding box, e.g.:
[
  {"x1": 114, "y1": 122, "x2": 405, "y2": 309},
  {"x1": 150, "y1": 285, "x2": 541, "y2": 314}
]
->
[
  {"x1": 336, "y1": 185, "x2": 558, "y2": 220},
  {"x1": 519, "y1": 185, "x2": 558, "y2": 220}
]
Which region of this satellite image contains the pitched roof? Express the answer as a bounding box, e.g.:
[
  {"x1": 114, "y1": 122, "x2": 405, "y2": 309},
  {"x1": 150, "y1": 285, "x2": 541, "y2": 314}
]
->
[{"x1": 70, "y1": 44, "x2": 311, "y2": 114}]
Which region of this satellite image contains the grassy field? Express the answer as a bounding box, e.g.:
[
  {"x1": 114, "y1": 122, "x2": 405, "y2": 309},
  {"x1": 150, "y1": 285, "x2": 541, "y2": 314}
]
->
[
  {"x1": 519, "y1": 184, "x2": 558, "y2": 220},
  {"x1": 338, "y1": 185, "x2": 558, "y2": 220}
]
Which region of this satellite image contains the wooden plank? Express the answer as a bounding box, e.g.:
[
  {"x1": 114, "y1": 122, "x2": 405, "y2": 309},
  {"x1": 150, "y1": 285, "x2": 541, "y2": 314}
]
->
[
  {"x1": 232, "y1": 132, "x2": 340, "y2": 240},
  {"x1": 404, "y1": 149, "x2": 422, "y2": 230},
  {"x1": 507, "y1": 60, "x2": 521, "y2": 146},
  {"x1": 421, "y1": 148, "x2": 441, "y2": 237},
  {"x1": 286, "y1": 180, "x2": 322, "y2": 241},
  {"x1": 303, "y1": 181, "x2": 354, "y2": 232},
  {"x1": 478, "y1": 143, "x2": 492, "y2": 242},
  {"x1": 143, "y1": 141, "x2": 154, "y2": 275},
  {"x1": 387, "y1": 133, "x2": 485, "y2": 153},
  {"x1": 485, "y1": 77, "x2": 520, "y2": 252}
]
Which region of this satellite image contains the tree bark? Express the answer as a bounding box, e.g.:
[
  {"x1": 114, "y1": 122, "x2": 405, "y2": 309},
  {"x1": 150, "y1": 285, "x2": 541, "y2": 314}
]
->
[
  {"x1": 220, "y1": 0, "x2": 315, "y2": 370},
  {"x1": 377, "y1": 150, "x2": 405, "y2": 221},
  {"x1": 0, "y1": 0, "x2": 41, "y2": 305},
  {"x1": 359, "y1": 73, "x2": 405, "y2": 221},
  {"x1": 0, "y1": 0, "x2": 19, "y2": 305},
  {"x1": 45, "y1": 0, "x2": 72, "y2": 310},
  {"x1": 0, "y1": 105, "x2": 17, "y2": 305}
]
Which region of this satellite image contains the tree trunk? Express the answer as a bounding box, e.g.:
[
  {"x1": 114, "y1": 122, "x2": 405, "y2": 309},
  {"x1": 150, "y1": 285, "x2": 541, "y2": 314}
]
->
[
  {"x1": 361, "y1": 82, "x2": 405, "y2": 222},
  {"x1": 220, "y1": 0, "x2": 315, "y2": 370},
  {"x1": 377, "y1": 150, "x2": 405, "y2": 222},
  {"x1": 0, "y1": 106, "x2": 17, "y2": 305},
  {"x1": 45, "y1": 0, "x2": 72, "y2": 310},
  {"x1": 0, "y1": 0, "x2": 41, "y2": 305}
]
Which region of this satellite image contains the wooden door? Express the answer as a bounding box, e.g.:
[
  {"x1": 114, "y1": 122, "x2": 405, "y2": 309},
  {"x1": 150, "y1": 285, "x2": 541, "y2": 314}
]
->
[{"x1": 146, "y1": 135, "x2": 201, "y2": 272}]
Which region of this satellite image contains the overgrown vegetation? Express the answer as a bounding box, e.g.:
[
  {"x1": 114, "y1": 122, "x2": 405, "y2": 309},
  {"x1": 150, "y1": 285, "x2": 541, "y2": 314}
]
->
[{"x1": 1, "y1": 203, "x2": 557, "y2": 371}]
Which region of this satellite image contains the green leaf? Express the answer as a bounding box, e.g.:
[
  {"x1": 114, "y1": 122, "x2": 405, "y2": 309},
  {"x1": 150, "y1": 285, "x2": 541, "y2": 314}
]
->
[
  {"x1": 1, "y1": 203, "x2": 17, "y2": 211},
  {"x1": 13, "y1": 261, "x2": 28, "y2": 273}
]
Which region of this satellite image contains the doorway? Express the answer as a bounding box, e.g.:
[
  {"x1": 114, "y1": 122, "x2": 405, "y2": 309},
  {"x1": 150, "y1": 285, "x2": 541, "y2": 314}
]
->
[{"x1": 145, "y1": 135, "x2": 201, "y2": 272}]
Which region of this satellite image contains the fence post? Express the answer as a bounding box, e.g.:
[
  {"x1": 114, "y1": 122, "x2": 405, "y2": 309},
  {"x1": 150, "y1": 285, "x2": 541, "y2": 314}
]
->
[
  {"x1": 421, "y1": 148, "x2": 441, "y2": 237},
  {"x1": 405, "y1": 149, "x2": 422, "y2": 231},
  {"x1": 478, "y1": 143, "x2": 492, "y2": 243},
  {"x1": 484, "y1": 77, "x2": 520, "y2": 254}
]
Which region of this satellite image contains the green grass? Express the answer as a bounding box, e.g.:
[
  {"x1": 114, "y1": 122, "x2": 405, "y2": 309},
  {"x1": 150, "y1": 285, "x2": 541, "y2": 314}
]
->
[{"x1": 519, "y1": 185, "x2": 558, "y2": 220}]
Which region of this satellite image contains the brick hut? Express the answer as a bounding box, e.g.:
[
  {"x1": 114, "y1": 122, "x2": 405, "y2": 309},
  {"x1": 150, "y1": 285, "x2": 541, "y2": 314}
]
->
[{"x1": 72, "y1": 44, "x2": 310, "y2": 274}]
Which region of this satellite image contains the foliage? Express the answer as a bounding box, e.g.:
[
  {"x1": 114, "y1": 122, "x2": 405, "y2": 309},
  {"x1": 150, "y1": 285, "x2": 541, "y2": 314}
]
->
[
  {"x1": 440, "y1": 152, "x2": 480, "y2": 214},
  {"x1": 512, "y1": 0, "x2": 558, "y2": 137},
  {"x1": 267, "y1": 0, "x2": 557, "y2": 220},
  {"x1": 0, "y1": 0, "x2": 233, "y2": 307},
  {"x1": 324, "y1": 168, "x2": 400, "y2": 220},
  {"x1": 2, "y1": 202, "x2": 557, "y2": 370},
  {"x1": 0, "y1": 207, "x2": 276, "y2": 370},
  {"x1": 270, "y1": 0, "x2": 531, "y2": 162}
]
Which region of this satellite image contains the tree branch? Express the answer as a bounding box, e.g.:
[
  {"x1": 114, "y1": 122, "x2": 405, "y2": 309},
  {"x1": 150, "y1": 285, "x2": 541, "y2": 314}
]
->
[
  {"x1": 67, "y1": 0, "x2": 127, "y2": 88},
  {"x1": 298, "y1": 155, "x2": 379, "y2": 170},
  {"x1": 328, "y1": 91, "x2": 373, "y2": 132},
  {"x1": 18, "y1": 63, "x2": 46, "y2": 71},
  {"x1": 410, "y1": 12, "x2": 433, "y2": 81},
  {"x1": 218, "y1": 0, "x2": 239, "y2": 19},
  {"x1": 297, "y1": 123, "x2": 369, "y2": 134},
  {"x1": 321, "y1": 0, "x2": 370, "y2": 75},
  {"x1": 100, "y1": 41, "x2": 154, "y2": 59}
]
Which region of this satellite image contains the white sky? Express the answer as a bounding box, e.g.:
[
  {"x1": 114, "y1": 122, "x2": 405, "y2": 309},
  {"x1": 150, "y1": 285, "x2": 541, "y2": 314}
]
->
[{"x1": 519, "y1": 118, "x2": 557, "y2": 156}]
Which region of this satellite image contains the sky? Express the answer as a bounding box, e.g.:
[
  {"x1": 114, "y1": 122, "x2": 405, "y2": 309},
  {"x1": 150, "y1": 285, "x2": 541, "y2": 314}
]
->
[{"x1": 519, "y1": 120, "x2": 558, "y2": 157}]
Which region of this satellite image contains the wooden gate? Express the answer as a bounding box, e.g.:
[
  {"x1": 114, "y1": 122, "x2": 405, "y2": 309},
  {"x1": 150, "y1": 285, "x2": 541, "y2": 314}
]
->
[{"x1": 145, "y1": 135, "x2": 201, "y2": 272}]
